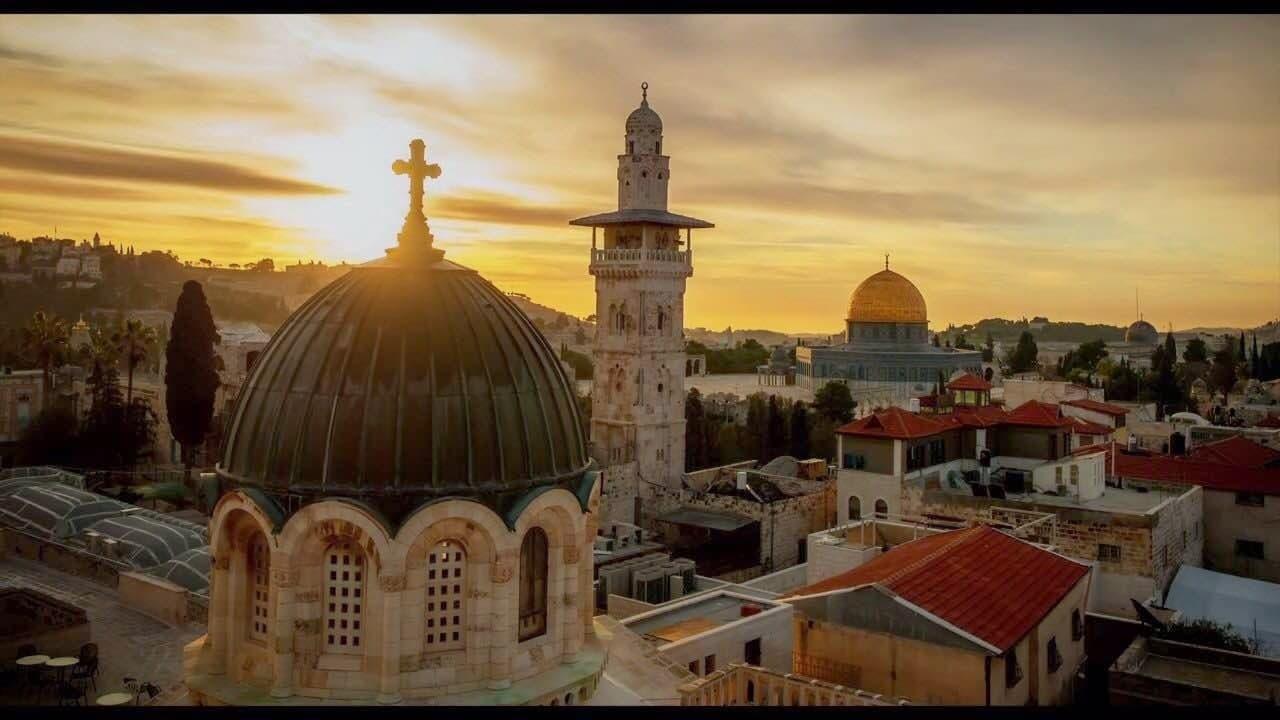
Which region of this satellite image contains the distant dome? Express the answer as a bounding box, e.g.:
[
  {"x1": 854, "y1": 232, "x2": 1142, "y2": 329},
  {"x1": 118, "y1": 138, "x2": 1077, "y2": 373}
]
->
[
  {"x1": 218, "y1": 252, "x2": 590, "y2": 526},
  {"x1": 1125, "y1": 319, "x2": 1159, "y2": 344},
  {"x1": 847, "y1": 268, "x2": 928, "y2": 324},
  {"x1": 770, "y1": 345, "x2": 790, "y2": 363},
  {"x1": 626, "y1": 83, "x2": 663, "y2": 136}
]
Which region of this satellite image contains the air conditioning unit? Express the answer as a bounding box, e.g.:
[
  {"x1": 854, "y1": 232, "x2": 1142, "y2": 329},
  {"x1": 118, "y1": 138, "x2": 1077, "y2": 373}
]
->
[
  {"x1": 599, "y1": 563, "x2": 635, "y2": 603},
  {"x1": 633, "y1": 566, "x2": 670, "y2": 604},
  {"x1": 668, "y1": 574, "x2": 686, "y2": 600},
  {"x1": 671, "y1": 558, "x2": 697, "y2": 594},
  {"x1": 594, "y1": 537, "x2": 616, "y2": 553},
  {"x1": 99, "y1": 537, "x2": 120, "y2": 560},
  {"x1": 736, "y1": 471, "x2": 749, "y2": 490}
]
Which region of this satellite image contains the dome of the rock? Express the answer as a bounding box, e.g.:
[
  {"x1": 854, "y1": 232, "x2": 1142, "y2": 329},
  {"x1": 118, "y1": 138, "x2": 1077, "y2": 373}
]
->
[{"x1": 846, "y1": 268, "x2": 928, "y2": 324}]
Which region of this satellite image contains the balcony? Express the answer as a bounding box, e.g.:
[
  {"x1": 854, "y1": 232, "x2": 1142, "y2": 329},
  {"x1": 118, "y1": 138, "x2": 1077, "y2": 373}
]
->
[{"x1": 589, "y1": 248, "x2": 691, "y2": 276}]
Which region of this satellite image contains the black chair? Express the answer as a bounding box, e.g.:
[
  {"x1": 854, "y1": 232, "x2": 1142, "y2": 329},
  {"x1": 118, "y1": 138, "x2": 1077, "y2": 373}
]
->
[
  {"x1": 57, "y1": 680, "x2": 86, "y2": 707},
  {"x1": 75, "y1": 643, "x2": 99, "y2": 688}
]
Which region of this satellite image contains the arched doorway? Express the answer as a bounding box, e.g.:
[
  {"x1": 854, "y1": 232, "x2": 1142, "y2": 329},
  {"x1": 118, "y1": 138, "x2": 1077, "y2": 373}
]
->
[{"x1": 848, "y1": 496, "x2": 861, "y2": 522}]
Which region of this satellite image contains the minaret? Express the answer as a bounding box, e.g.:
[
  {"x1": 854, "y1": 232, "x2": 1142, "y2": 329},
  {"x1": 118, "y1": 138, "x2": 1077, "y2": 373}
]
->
[{"x1": 571, "y1": 83, "x2": 714, "y2": 522}]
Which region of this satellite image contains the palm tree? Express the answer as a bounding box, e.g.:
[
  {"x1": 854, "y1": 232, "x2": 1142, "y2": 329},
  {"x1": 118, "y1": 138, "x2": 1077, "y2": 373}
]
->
[
  {"x1": 115, "y1": 319, "x2": 157, "y2": 406},
  {"x1": 22, "y1": 311, "x2": 68, "y2": 411},
  {"x1": 87, "y1": 326, "x2": 121, "y2": 376}
]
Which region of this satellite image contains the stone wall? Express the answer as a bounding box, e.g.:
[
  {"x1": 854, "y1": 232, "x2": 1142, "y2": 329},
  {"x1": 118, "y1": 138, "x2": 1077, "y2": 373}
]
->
[
  {"x1": 0, "y1": 587, "x2": 92, "y2": 660},
  {"x1": 1, "y1": 527, "x2": 125, "y2": 588},
  {"x1": 598, "y1": 461, "x2": 640, "y2": 528},
  {"x1": 119, "y1": 571, "x2": 191, "y2": 627},
  {"x1": 679, "y1": 662, "x2": 907, "y2": 706}
]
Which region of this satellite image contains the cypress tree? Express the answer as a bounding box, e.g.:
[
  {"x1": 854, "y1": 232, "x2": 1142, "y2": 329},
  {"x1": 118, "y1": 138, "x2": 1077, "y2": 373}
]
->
[{"x1": 165, "y1": 280, "x2": 221, "y2": 485}]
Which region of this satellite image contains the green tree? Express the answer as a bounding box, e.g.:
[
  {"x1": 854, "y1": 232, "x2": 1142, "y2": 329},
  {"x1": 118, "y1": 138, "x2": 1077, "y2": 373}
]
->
[
  {"x1": 954, "y1": 333, "x2": 974, "y2": 350},
  {"x1": 765, "y1": 395, "x2": 786, "y2": 461},
  {"x1": 685, "y1": 389, "x2": 708, "y2": 471},
  {"x1": 1182, "y1": 337, "x2": 1208, "y2": 364},
  {"x1": 573, "y1": 326, "x2": 587, "y2": 345},
  {"x1": 22, "y1": 310, "x2": 68, "y2": 411},
  {"x1": 931, "y1": 333, "x2": 941, "y2": 348},
  {"x1": 1157, "y1": 618, "x2": 1256, "y2": 655},
  {"x1": 1209, "y1": 346, "x2": 1239, "y2": 405},
  {"x1": 813, "y1": 381, "x2": 855, "y2": 424},
  {"x1": 559, "y1": 345, "x2": 593, "y2": 380},
  {"x1": 1005, "y1": 331, "x2": 1040, "y2": 374},
  {"x1": 115, "y1": 318, "x2": 158, "y2": 407},
  {"x1": 15, "y1": 407, "x2": 79, "y2": 466},
  {"x1": 743, "y1": 393, "x2": 768, "y2": 463},
  {"x1": 809, "y1": 417, "x2": 838, "y2": 462},
  {"x1": 982, "y1": 333, "x2": 995, "y2": 363},
  {"x1": 165, "y1": 281, "x2": 221, "y2": 484},
  {"x1": 717, "y1": 423, "x2": 743, "y2": 464},
  {"x1": 789, "y1": 401, "x2": 811, "y2": 459}
]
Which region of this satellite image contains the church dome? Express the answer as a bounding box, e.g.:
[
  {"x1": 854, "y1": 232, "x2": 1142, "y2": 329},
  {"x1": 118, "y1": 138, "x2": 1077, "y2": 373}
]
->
[
  {"x1": 625, "y1": 83, "x2": 663, "y2": 136},
  {"x1": 218, "y1": 141, "x2": 590, "y2": 526},
  {"x1": 1125, "y1": 319, "x2": 1159, "y2": 345},
  {"x1": 847, "y1": 268, "x2": 928, "y2": 324}
]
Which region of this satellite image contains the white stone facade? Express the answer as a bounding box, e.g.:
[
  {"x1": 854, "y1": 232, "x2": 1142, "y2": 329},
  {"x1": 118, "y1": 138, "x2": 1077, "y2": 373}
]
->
[{"x1": 185, "y1": 480, "x2": 602, "y2": 705}]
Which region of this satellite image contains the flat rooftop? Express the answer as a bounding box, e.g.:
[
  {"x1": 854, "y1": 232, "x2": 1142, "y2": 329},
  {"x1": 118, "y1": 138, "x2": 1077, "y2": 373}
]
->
[
  {"x1": 938, "y1": 482, "x2": 1186, "y2": 514},
  {"x1": 0, "y1": 557, "x2": 201, "y2": 706},
  {"x1": 625, "y1": 592, "x2": 779, "y2": 643}
]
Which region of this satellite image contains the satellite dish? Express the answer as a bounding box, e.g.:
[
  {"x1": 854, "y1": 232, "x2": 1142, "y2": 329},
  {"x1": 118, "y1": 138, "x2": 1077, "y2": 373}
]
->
[{"x1": 1131, "y1": 599, "x2": 1166, "y2": 631}]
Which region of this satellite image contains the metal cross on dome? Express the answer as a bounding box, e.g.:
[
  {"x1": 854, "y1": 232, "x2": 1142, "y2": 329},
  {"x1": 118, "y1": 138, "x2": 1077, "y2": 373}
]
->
[{"x1": 392, "y1": 138, "x2": 442, "y2": 252}]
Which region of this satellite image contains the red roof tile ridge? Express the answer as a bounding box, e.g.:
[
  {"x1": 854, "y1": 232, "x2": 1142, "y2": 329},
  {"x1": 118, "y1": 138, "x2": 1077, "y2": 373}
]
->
[{"x1": 878, "y1": 525, "x2": 986, "y2": 586}]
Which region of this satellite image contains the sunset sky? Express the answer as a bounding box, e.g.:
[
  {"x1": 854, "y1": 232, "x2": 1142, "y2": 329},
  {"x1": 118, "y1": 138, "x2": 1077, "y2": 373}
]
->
[{"x1": 1, "y1": 15, "x2": 1277, "y2": 334}]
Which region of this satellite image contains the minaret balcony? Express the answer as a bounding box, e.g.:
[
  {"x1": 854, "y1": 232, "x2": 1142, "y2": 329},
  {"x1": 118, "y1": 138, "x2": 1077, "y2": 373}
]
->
[{"x1": 589, "y1": 248, "x2": 691, "y2": 276}]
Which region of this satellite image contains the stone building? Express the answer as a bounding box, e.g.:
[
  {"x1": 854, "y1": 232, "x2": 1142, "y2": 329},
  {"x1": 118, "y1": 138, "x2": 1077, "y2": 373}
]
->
[
  {"x1": 784, "y1": 525, "x2": 1092, "y2": 706},
  {"x1": 572, "y1": 84, "x2": 713, "y2": 527},
  {"x1": 183, "y1": 139, "x2": 604, "y2": 706},
  {"x1": 831, "y1": 386, "x2": 1202, "y2": 616},
  {"x1": 1102, "y1": 437, "x2": 1280, "y2": 584},
  {"x1": 796, "y1": 259, "x2": 982, "y2": 401}
]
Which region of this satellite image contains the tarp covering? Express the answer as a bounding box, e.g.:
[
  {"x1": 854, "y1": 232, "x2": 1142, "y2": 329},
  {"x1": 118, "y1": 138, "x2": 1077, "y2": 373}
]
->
[
  {"x1": 655, "y1": 508, "x2": 755, "y2": 533},
  {"x1": 1165, "y1": 565, "x2": 1280, "y2": 658}
]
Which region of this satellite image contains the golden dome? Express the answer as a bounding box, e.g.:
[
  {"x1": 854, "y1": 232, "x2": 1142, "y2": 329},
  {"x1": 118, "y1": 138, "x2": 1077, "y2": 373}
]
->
[{"x1": 846, "y1": 268, "x2": 928, "y2": 324}]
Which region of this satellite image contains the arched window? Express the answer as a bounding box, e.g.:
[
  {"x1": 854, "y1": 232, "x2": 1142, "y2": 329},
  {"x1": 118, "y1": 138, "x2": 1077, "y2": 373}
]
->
[
  {"x1": 425, "y1": 539, "x2": 466, "y2": 653},
  {"x1": 324, "y1": 540, "x2": 365, "y2": 654},
  {"x1": 874, "y1": 499, "x2": 888, "y2": 519},
  {"x1": 848, "y1": 496, "x2": 861, "y2": 522},
  {"x1": 634, "y1": 369, "x2": 644, "y2": 406},
  {"x1": 657, "y1": 308, "x2": 666, "y2": 334},
  {"x1": 628, "y1": 140, "x2": 634, "y2": 155},
  {"x1": 519, "y1": 528, "x2": 548, "y2": 641},
  {"x1": 248, "y1": 533, "x2": 270, "y2": 642},
  {"x1": 746, "y1": 679, "x2": 755, "y2": 704},
  {"x1": 655, "y1": 141, "x2": 661, "y2": 154}
]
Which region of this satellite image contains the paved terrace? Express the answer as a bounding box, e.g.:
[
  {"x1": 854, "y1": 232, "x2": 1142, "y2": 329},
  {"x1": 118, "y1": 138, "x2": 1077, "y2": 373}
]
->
[{"x1": 0, "y1": 556, "x2": 202, "y2": 705}]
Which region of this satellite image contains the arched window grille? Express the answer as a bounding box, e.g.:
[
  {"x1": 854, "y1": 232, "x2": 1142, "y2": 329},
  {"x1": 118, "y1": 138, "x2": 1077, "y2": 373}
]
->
[
  {"x1": 324, "y1": 540, "x2": 365, "y2": 654},
  {"x1": 249, "y1": 533, "x2": 270, "y2": 642},
  {"x1": 518, "y1": 528, "x2": 548, "y2": 641},
  {"x1": 425, "y1": 539, "x2": 466, "y2": 652}
]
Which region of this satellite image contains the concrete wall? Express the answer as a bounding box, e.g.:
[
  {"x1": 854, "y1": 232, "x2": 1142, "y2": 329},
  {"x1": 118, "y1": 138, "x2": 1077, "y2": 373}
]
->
[
  {"x1": 606, "y1": 594, "x2": 657, "y2": 620},
  {"x1": 836, "y1": 470, "x2": 902, "y2": 524},
  {"x1": 739, "y1": 563, "x2": 806, "y2": 595},
  {"x1": 838, "y1": 436, "x2": 896, "y2": 475},
  {"x1": 2, "y1": 527, "x2": 125, "y2": 588},
  {"x1": 119, "y1": 571, "x2": 191, "y2": 627},
  {"x1": 794, "y1": 613, "x2": 989, "y2": 705},
  {"x1": 1201, "y1": 489, "x2": 1280, "y2": 583}
]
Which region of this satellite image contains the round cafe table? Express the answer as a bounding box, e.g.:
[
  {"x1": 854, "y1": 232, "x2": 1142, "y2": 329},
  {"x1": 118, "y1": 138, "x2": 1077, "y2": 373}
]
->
[
  {"x1": 46, "y1": 656, "x2": 79, "y2": 683},
  {"x1": 17, "y1": 655, "x2": 51, "y2": 700},
  {"x1": 96, "y1": 692, "x2": 134, "y2": 706},
  {"x1": 16, "y1": 654, "x2": 50, "y2": 667}
]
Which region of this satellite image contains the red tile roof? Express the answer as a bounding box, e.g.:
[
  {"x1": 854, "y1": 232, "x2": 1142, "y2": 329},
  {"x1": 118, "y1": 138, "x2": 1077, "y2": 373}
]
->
[
  {"x1": 836, "y1": 406, "x2": 959, "y2": 440},
  {"x1": 1189, "y1": 436, "x2": 1280, "y2": 469},
  {"x1": 952, "y1": 404, "x2": 1008, "y2": 429},
  {"x1": 1102, "y1": 444, "x2": 1280, "y2": 496},
  {"x1": 785, "y1": 526, "x2": 1089, "y2": 652},
  {"x1": 1062, "y1": 398, "x2": 1130, "y2": 417},
  {"x1": 1256, "y1": 415, "x2": 1280, "y2": 429},
  {"x1": 1069, "y1": 417, "x2": 1113, "y2": 436},
  {"x1": 947, "y1": 373, "x2": 992, "y2": 391},
  {"x1": 1003, "y1": 400, "x2": 1075, "y2": 428}
]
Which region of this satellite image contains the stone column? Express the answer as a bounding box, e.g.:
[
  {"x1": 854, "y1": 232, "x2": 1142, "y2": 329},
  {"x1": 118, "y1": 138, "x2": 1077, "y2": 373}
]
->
[
  {"x1": 269, "y1": 565, "x2": 297, "y2": 698},
  {"x1": 487, "y1": 556, "x2": 514, "y2": 690},
  {"x1": 561, "y1": 544, "x2": 583, "y2": 663},
  {"x1": 376, "y1": 573, "x2": 405, "y2": 704},
  {"x1": 207, "y1": 555, "x2": 231, "y2": 675}
]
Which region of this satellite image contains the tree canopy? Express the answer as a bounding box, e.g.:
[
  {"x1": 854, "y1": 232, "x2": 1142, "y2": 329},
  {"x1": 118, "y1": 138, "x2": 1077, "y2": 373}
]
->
[{"x1": 165, "y1": 280, "x2": 221, "y2": 473}]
